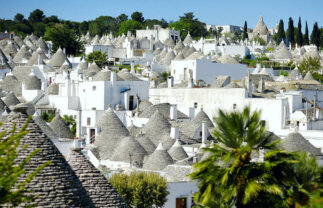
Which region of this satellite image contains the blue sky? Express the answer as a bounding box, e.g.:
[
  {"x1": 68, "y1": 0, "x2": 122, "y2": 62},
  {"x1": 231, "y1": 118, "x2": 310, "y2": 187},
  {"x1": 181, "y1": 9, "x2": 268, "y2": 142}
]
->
[{"x1": 0, "y1": 0, "x2": 322, "y2": 30}]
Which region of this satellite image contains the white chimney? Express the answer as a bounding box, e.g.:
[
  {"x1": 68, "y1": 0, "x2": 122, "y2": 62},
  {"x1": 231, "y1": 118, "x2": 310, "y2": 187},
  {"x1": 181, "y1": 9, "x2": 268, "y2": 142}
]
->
[
  {"x1": 167, "y1": 76, "x2": 174, "y2": 88},
  {"x1": 189, "y1": 107, "x2": 195, "y2": 120},
  {"x1": 8, "y1": 54, "x2": 13, "y2": 64},
  {"x1": 110, "y1": 70, "x2": 117, "y2": 85},
  {"x1": 130, "y1": 61, "x2": 135, "y2": 74},
  {"x1": 170, "y1": 104, "x2": 177, "y2": 120},
  {"x1": 201, "y1": 121, "x2": 208, "y2": 144},
  {"x1": 170, "y1": 127, "x2": 179, "y2": 140},
  {"x1": 63, "y1": 48, "x2": 66, "y2": 55}
]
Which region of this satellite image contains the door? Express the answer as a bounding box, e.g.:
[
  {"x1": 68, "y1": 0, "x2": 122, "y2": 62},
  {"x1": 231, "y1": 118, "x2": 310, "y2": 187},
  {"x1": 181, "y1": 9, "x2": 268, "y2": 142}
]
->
[
  {"x1": 176, "y1": 198, "x2": 187, "y2": 208},
  {"x1": 129, "y1": 96, "x2": 134, "y2": 110},
  {"x1": 90, "y1": 129, "x2": 95, "y2": 144}
]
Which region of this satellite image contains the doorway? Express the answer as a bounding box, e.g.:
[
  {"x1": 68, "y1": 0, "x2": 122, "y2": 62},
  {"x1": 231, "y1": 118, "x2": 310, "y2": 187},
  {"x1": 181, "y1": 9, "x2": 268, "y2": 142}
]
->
[
  {"x1": 129, "y1": 96, "x2": 134, "y2": 110},
  {"x1": 176, "y1": 198, "x2": 187, "y2": 208},
  {"x1": 90, "y1": 129, "x2": 95, "y2": 144}
]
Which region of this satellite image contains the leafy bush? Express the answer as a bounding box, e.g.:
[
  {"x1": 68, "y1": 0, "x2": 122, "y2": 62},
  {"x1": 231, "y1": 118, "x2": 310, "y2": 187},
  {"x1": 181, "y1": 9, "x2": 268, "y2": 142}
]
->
[{"x1": 110, "y1": 172, "x2": 169, "y2": 208}]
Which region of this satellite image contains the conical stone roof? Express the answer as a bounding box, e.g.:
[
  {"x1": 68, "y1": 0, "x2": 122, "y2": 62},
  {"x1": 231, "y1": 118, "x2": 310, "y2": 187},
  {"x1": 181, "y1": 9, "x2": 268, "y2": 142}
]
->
[
  {"x1": 14, "y1": 35, "x2": 24, "y2": 47},
  {"x1": 48, "y1": 47, "x2": 71, "y2": 68},
  {"x1": 3, "y1": 41, "x2": 18, "y2": 58},
  {"x1": 274, "y1": 44, "x2": 292, "y2": 60},
  {"x1": 183, "y1": 33, "x2": 193, "y2": 45},
  {"x1": 94, "y1": 107, "x2": 130, "y2": 160},
  {"x1": 304, "y1": 71, "x2": 315, "y2": 81},
  {"x1": 174, "y1": 40, "x2": 185, "y2": 53},
  {"x1": 174, "y1": 51, "x2": 185, "y2": 60},
  {"x1": 253, "y1": 16, "x2": 268, "y2": 35},
  {"x1": 143, "y1": 142, "x2": 174, "y2": 170},
  {"x1": 3, "y1": 92, "x2": 20, "y2": 107},
  {"x1": 13, "y1": 44, "x2": 31, "y2": 63},
  {"x1": 35, "y1": 37, "x2": 49, "y2": 53},
  {"x1": 0, "y1": 98, "x2": 7, "y2": 112},
  {"x1": 27, "y1": 49, "x2": 47, "y2": 66},
  {"x1": 67, "y1": 148, "x2": 129, "y2": 207},
  {"x1": 46, "y1": 83, "x2": 59, "y2": 95},
  {"x1": 183, "y1": 46, "x2": 196, "y2": 58},
  {"x1": 142, "y1": 110, "x2": 171, "y2": 145},
  {"x1": 0, "y1": 106, "x2": 95, "y2": 207},
  {"x1": 32, "y1": 115, "x2": 58, "y2": 140},
  {"x1": 49, "y1": 113, "x2": 74, "y2": 139},
  {"x1": 280, "y1": 131, "x2": 322, "y2": 156},
  {"x1": 153, "y1": 48, "x2": 162, "y2": 56},
  {"x1": 136, "y1": 133, "x2": 156, "y2": 154},
  {"x1": 168, "y1": 139, "x2": 189, "y2": 160},
  {"x1": 25, "y1": 73, "x2": 41, "y2": 90},
  {"x1": 192, "y1": 108, "x2": 214, "y2": 128},
  {"x1": 110, "y1": 136, "x2": 148, "y2": 166}
]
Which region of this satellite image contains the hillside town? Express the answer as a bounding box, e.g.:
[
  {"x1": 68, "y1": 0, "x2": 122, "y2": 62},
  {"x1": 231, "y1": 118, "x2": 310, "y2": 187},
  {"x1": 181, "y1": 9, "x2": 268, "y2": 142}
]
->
[{"x1": 0, "y1": 6, "x2": 323, "y2": 208}]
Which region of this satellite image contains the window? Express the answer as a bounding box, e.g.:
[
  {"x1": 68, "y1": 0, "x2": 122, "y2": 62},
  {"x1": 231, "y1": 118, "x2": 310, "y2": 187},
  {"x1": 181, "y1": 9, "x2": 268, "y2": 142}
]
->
[
  {"x1": 87, "y1": 118, "x2": 91, "y2": 126},
  {"x1": 92, "y1": 107, "x2": 96, "y2": 110},
  {"x1": 194, "y1": 102, "x2": 198, "y2": 108},
  {"x1": 233, "y1": 103, "x2": 237, "y2": 109},
  {"x1": 92, "y1": 86, "x2": 96, "y2": 91},
  {"x1": 83, "y1": 89, "x2": 85, "y2": 92}
]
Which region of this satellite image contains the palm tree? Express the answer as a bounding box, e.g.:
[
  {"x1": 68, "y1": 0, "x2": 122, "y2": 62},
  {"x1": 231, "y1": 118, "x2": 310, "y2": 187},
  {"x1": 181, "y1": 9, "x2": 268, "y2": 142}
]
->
[
  {"x1": 285, "y1": 152, "x2": 321, "y2": 207},
  {"x1": 191, "y1": 106, "x2": 295, "y2": 207}
]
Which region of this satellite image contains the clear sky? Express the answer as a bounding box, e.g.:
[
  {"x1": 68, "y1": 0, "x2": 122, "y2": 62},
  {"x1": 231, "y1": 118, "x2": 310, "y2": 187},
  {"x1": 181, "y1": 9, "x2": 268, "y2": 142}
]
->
[{"x1": 0, "y1": 0, "x2": 322, "y2": 30}]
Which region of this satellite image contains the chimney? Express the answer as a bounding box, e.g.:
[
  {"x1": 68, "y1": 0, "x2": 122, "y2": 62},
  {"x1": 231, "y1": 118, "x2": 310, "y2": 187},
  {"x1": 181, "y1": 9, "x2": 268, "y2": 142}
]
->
[
  {"x1": 130, "y1": 61, "x2": 135, "y2": 74},
  {"x1": 74, "y1": 138, "x2": 79, "y2": 148},
  {"x1": 247, "y1": 70, "x2": 253, "y2": 97},
  {"x1": 189, "y1": 107, "x2": 195, "y2": 120},
  {"x1": 170, "y1": 104, "x2": 177, "y2": 120},
  {"x1": 150, "y1": 79, "x2": 158, "y2": 88},
  {"x1": 167, "y1": 76, "x2": 174, "y2": 88},
  {"x1": 63, "y1": 48, "x2": 66, "y2": 55},
  {"x1": 110, "y1": 70, "x2": 117, "y2": 85},
  {"x1": 201, "y1": 121, "x2": 208, "y2": 144},
  {"x1": 170, "y1": 127, "x2": 179, "y2": 140},
  {"x1": 188, "y1": 78, "x2": 194, "y2": 88},
  {"x1": 8, "y1": 54, "x2": 13, "y2": 64}
]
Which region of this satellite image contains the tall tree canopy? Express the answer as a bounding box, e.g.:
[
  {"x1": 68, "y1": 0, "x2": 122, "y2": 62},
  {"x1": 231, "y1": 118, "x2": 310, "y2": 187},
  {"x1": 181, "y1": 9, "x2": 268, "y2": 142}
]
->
[
  {"x1": 276, "y1": 19, "x2": 285, "y2": 44},
  {"x1": 28, "y1": 9, "x2": 45, "y2": 23},
  {"x1": 310, "y1": 22, "x2": 320, "y2": 49},
  {"x1": 131, "y1": 11, "x2": 145, "y2": 23},
  {"x1": 118, "y1": 20, "x2": 142, "y2": 36},
  {"x1": 295, "y1": 17, "x2": 303, "y2": 46},
  {"x1": 170, "y1": 12, "x2": 207, "y2": 40},
  {"x1": 242, "y1": 21, "x2": 248, "y2": 40},
  {"x1": 44, "y1": 24, "x2": 84, "y2": 55},
  {"x1": 286, "y1": 17, "x2": 295, "y2": 45},
  {"x1": 304, "y1": 21, "x2": 310, "y2": 45}
]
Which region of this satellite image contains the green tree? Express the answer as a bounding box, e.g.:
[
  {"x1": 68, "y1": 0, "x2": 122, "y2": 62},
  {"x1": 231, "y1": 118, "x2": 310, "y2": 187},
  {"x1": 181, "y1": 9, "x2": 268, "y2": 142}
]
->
[
  {"x1": 32, "y1": 22, "x2": 46, "y2": 37},
  {"x1": 62, "y1": 115, "x2": 76, "y2": 136},
  {"x1": 88, "y1": 20, "x2": 105, "y2": 37},
  {"x1": 310, "y1": 22, "x2": 320, "y2": 49},
  {"x1": 170, "y1": 12, "x2": 207, "y2": 40},
  {"x1": 116, "y1": 13, "x2": 128, "y2": 23},
  {"x1": 242, "y1": 21, "x2": 248, "y2": 40},
  {"x1": 298, "y1": 57, "x2": 322, "y2": 74},
  {"x1": 295, "y1": 17, "x2": 303, "y2": 46},
  {"x1": 119, "y1": 20, "x2": 142, "y2": 36},
  {"x1": 286, "y1": 17, "x2": 295, "y2": 46},
  {"x1": 0, "y1": 118, "x2": 51, "y2": 206},
  {"x1": 86, "y1": 50, "x2": 107, "y2": 68},
  {"x1": 44, "y1": 24, "x2": 84, "y2": 55},
  {"x1": 79, "y1": 21, "x2": 89, "y2": 35},
  {"x1": 190, "y1": 106, "x2": 296, "y2": 207},
  {"x1": 28, "y1": 9, "x2": 45, "y2": 23},
  {"x1": 131, "y1": 11, "x2": 145, "y2": 23},
  {"x1": 276, "y1": 19, "x2": 285, "y2": 44},
  {"x1": 14, "y1": 13, "x2": 24, "y2": 23},
  {"x1": 40, "y1": 111, "x2": 55, "y2": 122},
  {"x1": 304, "y1": 21, "x2": 310, "y2": 45},
  {"x1": 110, "y1": 172, "x2": 169, "y2": 208},
  {"x1": 286, "y1": 152, "x2": 321, "y2": 207}
]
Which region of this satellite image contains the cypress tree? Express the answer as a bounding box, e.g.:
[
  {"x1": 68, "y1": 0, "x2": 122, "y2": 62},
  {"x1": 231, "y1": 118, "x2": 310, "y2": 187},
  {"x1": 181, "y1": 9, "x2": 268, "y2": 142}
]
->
[
  {"x1": 277, "y1": 19, "x2": 285, "y2": 44},
  {"x1": 242, "y1": 21, "x2": 248, "y2": 40},
  {"x1": 295, "y1": 17, "x2": 303, "y2": 46},
  {"x1": 310, "y1": 22, "x2": 320, "y2": 49},
  {"x1": 286, "y1": 17, "x2": 295, "y2": 45},
  {"x1": 304, "y1": 21, "x2": 309, "y2": 45}
]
